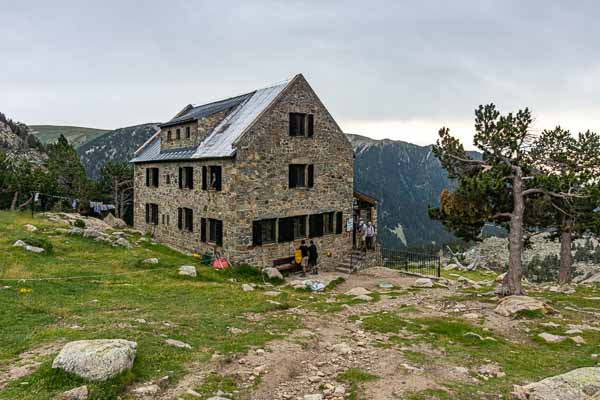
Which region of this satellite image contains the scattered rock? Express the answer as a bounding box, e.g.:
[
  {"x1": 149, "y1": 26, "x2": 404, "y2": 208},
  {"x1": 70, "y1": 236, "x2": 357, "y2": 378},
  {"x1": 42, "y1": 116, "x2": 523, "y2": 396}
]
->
[
  {"x1": 52, "y1": 339, "x2": 137, "y2": 381},
  {"x1": 83, "y1": 229, "x2": 103, "y2": 239},
  {"x1": 538, "y1": 332, "x2": 567, "y2": 344},
  {"x1": 581, "y1": 273, "x2": 600, "y2": 284},
  {"x1": 303, "y1": 395, "x2": 323, "y2": 400},
  {"x1": 186, "y1": 389, "x2": 202, "y2": 397},
  {"x1": 24, "y1": 224, "x2": 38, "y2": 232},
  {"x1": 331, "y1": 343, "x2": 352, "y2": 355},
  {"x1": 57, "y1": 385, "x2": 88, "y2": 400},
  {"x1": 413, "y1": 278, "x2": 434, "y2": 288},
  {"x1": 178, "y1": 265, "x2": 197, "y2": 277},
  {"x1": 264, "y1": 291, "x2": 281, "y2": 297},
  {"x1": 345, "y1": 287, "x2": 371, "y2": 296},
  {"x1": 241, "y1": 283, "x2": 255, "y2": 292},
  {"x1": 24, "y1": 244, "x2": 45, "y2": 253},
  {"x1": 476, "y1": 363, "x2": 505, "y2": 379},
  {"x1": 206, "y1": 397, "x2": 230, "y2": 400},
  {"x1": 103, "y1": 213, "x2": 128, "y2": 229},
  {"x1": 571, "y1": 336, "x2": 586, "y2": 345},
  {"x1": 142, "y1": 258, "x2": 159, "y2": 264},
  {"x1": 114, "y1": 237, "x2": 133, "y2": 248},
  {"x1": 227, "y1": 327, "x2": 243, "y2": 335},
  {"x1": 132, "y1": 384, "x2": 160, "y2": 397},
  {"x1": 464, "y1": 313, "x2": 480, "y2": 320},
  {"x1": 12, "y1": 240, "x2": 26, "y2": 247},
  {"x1": 540, "y1": 322, "x2": 561, "y2": 328},
  {"x1": 494, "y1": 296, "x2": 554, "y2": 317},
  {"x1": 264, "y1": 267, "x2": 284, "y2": 280},
  {"x1": 354, "y1": 294, "x2": 373, "y2": 301},
  {"x1": 511, "y1": 367, "x2": 600, "y2": 399},
  {"x1": 164, "y1": 339, "x2": 192, "y2": 349}
]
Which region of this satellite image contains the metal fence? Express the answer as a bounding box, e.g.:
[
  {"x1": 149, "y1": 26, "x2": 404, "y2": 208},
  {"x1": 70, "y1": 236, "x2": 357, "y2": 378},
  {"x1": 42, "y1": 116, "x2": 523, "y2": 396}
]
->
[{"x1": 374, "y1": 247, "x2": 441, "y2": 277}]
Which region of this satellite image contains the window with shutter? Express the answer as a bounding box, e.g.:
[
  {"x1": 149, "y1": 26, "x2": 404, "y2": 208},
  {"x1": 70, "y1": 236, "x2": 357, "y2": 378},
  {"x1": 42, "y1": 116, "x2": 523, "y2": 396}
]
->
[
  {"x1": 215, "y1": 220, "x2": 223, "y2": 246},
  {"x1": 177, "y1": 208, "x2": 183, "y2": 230},
  {"x1": 152, "y1": 168, "x2": 159, "y2": 187},
  {"x1": 152, "y1": 204, "x2": 159, "y2": 224},
  {"x1": 289, "y1": 164, "x2": 306, "y2": 188},
  {"x1": 335, "y1": 211, "x2": 343, "y2": 234},
  {"x1": 183, "y1": 167, "x2": 193, "y2": 189},
  {"x1": 200, "y1": 218, "x2": 207, "y2": 242},
  {"x1": 184, "y1": 208, "x2": 193, "y2": 232},
  {"x1": 323, "y1": 212, "x2": 334, "y2": 234},
  {"x1": 293, "y1": 215, "x2": 306, "y2": 239},
  {"x1": 307, "y1": 114, "x2": 314, "y2": 137},
  {"x1": 208, "y1": 166, "x2": 222, "y2": 191},
  {"x1": 145, "y1": 203, "x2": 150, "y2": 224},
  {"x1": 209, "y1": 219, "x2": 223, "y2": 245}
]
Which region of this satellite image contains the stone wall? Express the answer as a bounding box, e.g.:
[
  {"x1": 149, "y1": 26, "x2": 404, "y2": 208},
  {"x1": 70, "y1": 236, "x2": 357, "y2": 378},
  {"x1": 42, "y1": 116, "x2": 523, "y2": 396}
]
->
[
  {"x1": 159, "y1": 110, "x2": 230, "y2": 152},
  {"x1": 134, "y1": 75, "x2": 354, "y2": 270}
]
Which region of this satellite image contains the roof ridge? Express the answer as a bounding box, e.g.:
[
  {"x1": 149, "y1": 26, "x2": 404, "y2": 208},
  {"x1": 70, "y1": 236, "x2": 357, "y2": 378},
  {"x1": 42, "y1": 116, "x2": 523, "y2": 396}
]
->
[{"x1": 190, "y1": 77, "x2": 292, "y2": 109}]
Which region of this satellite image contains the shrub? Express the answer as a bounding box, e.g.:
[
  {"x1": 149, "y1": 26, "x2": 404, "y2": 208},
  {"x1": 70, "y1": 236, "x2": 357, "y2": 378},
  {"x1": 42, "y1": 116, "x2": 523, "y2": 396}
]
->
[{"x1": 74, "y1": 219, "x2": 86, "y2": 229}]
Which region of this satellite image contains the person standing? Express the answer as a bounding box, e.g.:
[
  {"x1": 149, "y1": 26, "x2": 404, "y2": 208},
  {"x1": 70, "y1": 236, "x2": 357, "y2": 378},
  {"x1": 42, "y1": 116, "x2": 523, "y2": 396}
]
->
[
  {"x1": 356, "y1": 219, "x2": 365, "y2": 250},
  {"x1": 366, "y1": 221, "x2": 375, "y2": 250},
  {"x1": 300, "y1": 240, "x2": 309, "y2": 276},
  {"x1": 308, "y1": 240, "x2": 319, "y2": 274}
]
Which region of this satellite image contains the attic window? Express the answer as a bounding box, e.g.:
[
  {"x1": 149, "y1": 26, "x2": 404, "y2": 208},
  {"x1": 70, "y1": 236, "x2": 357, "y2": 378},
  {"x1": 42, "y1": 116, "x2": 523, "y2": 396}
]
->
[
  {"x1": 289, "y1": 113, "x2": 314, "y2": 137},
  {"x1": 176, "y1": 128, "x2": 181, "y2": 140},
  {"x1": 167, "y1": 130, "x2": 172, "y2": 141},
  {"x1": 186, "y1": 126, "x2": 191, "y2": 139}
]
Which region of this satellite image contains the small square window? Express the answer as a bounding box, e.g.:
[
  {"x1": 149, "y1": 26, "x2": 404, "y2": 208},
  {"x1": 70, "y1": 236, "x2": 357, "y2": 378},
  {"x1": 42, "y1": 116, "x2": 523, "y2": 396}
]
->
[{"x1": 289, "y1": 113, "x2": 314, "y2": 137}]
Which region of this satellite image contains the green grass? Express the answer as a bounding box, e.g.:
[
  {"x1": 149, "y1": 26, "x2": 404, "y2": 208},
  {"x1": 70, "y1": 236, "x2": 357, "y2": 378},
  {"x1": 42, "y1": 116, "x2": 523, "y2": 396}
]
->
[
  {"x1": 29, "y1": 125, "x2": 109, "y2": 148},
  {"x1": 357, "y1": 310, "x2": 600, "y2": 399},
  {"x1": 337, "y1": 368, "x2": 379, "y2": 400},
  {"x1": 187, "y1": 372, "x2": 238, "y2": 399},
  {"x1": 0, "y1": 211, "x2": 304, "y2": 399}
]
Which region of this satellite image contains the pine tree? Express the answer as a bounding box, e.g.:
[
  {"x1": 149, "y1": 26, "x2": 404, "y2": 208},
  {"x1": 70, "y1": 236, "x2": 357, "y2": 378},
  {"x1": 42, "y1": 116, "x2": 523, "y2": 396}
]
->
[{"x1": 46, "y1": 135, "x2": 90, "y2": 209}]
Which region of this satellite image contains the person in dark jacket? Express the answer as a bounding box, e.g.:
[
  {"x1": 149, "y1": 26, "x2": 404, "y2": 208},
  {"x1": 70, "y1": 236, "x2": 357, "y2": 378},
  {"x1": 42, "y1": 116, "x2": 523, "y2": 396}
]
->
[
  {"x1": 300, "y1": 240, "x2": 309, "y2": 276},
  {"x1": 308, "y1": 240, "x2": 319, "y2": 274}
]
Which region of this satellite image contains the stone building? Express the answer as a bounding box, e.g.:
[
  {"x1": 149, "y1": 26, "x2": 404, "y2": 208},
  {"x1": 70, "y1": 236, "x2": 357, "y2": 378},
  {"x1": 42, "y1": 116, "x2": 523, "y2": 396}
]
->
[{"x1": 131, "y1": 74, "x2": 355, "y2": 269}]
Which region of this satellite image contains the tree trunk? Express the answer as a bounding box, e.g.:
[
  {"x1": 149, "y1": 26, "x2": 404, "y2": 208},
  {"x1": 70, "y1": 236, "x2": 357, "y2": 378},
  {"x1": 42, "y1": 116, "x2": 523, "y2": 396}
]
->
[
  {"x1": 558, "y1": 218, "x2": 573, "y2": 284},
  {"x1": 113, "y1": 180, "x2": 120, "y2": 218},
  {"x1": 500, "y1": 172, "x2": 525, "y2": 295},
  {"x1": 10, "y1": 191, "x2": 19, "y2": 210}
]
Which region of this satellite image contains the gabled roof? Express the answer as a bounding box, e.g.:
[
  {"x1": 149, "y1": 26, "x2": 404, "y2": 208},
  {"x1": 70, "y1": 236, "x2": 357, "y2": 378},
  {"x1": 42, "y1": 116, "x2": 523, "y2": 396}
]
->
[{"x1": 131, "y1": 76, "x2": 294, "y2": 163}]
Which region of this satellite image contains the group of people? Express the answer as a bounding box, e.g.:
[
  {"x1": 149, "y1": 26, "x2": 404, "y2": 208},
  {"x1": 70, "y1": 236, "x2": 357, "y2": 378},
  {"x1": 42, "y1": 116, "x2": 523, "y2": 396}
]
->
[
  {"x1": 356, "y1": 219, "x2": 376, "y2": 252},
  {"x1": 295, "y1": 240, "x2": 319, "y2": 276}
]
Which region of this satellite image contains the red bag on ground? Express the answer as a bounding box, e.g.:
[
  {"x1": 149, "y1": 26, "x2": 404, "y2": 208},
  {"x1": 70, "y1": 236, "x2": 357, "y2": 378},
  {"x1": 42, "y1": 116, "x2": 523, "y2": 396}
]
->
[{"x1": 212, "y1": 257, "x2": 229, "y2": 270}]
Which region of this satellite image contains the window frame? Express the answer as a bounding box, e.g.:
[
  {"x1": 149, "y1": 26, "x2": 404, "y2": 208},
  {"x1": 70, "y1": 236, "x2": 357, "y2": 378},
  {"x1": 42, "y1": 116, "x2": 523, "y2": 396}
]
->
[
  {"x1": 208, "y1": 218, "x2": 223, "y2": 246},
  {"x1": 208, "y1": 165, "x2": 222, "y2": 191},
  {"x1": 323, "y1": 212, "x2": 335, "y2": 235},
  {"x1": 185, "y1": 126, "x2": 191, "y2": 139},
  {"x1": 167, "y1": 130, "x2": 172, "y2": 141},
  {"x1": 289, "y1": 112, "x2": 314, "y2": 137},
  {"x1": 176, "y1": 128, "x2": 181, "y2": 140},
  {"x1": 145, "y1": 203, "x2": 159, "y2": 225}
]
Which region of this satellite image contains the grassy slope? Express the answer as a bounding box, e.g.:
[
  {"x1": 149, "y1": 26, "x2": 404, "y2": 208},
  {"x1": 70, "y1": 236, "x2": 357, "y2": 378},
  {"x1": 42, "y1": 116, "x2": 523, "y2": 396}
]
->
[
  {"x1": 0, "y1": 211, "x2": 300, "y2": 399},
  {"x1": 29, "y1": 125, "x2": 109, "y2": 148}
]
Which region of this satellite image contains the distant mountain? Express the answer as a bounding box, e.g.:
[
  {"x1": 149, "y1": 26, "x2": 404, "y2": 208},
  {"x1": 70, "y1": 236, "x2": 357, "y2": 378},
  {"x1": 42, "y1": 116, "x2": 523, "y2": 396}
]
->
[
  {"x1": 30, "y1": 125, "x2": 109, "y2": 148},
  {"x1": 77, "y1": 123, "x2": 159, "y2": 179},
  {"x1": 349, "y1": 133, "x2": 460, "y2": 250}
]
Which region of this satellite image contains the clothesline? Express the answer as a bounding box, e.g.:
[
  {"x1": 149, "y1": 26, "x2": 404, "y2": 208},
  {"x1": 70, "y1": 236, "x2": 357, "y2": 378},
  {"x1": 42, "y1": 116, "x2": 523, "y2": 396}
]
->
[{"x1": 30, "y1": 192, "x2": 115, "y2": 213}]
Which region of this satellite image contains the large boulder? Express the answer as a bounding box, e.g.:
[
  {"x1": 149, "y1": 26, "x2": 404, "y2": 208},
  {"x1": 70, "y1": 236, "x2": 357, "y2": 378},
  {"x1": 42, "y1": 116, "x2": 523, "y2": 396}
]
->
[
  {"x1": 581, "y1": 273, "x2": 600, "y2": 285},
  {"x1": 494, "y1": 296, "x2": 554, "y2": 317},
  {"x1": 345, "y1": 287, "x2": 371, "y2": 296},
  {"x1": 52, "y1": 339, "x2": 137, "y2": 381},
  {"x1": 103, "y1": 213, "x2": 128, "y2": 229},
  {"x1": 511, "y1": 367, "x2": 600, "y2": 399}
]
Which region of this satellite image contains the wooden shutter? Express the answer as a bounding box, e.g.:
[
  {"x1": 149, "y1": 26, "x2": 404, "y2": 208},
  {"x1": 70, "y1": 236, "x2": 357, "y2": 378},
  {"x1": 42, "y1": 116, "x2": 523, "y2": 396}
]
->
[
  {"x1": 145, "y1": 203, "x2": 150, "y2": 223},
  {"x1": 289, "y1": 113, "x2": 298, "y2": 136},
  {"x1": 145, "y1": 169, "x2": 150, "y2": 187},
  {"x1": 177, "y1": 208, "x2": 182, "y2": 230},
  {"x1": 215, "y1": 220, "x2": 223, "y2": 246},
  {"x1": 307, "y1": 114, "x2": 314, "y2": 137},
  {"x1": 336, "y1": 211, "x2": 343, "y2": 234},
  {"x1": 200, "y1": 218, "x2": 207, "y2": 242},
  {"x1": 288, "y1": 166, "x2": 295, "y2": 188},
  {"x1": 307, "y1": 165, "x2": 314, "y2": 188},
  {"x1": 202, "y1": 166, "x2": 207, "y2": 190},
  {"x1": 178, "y1": 168, "x2": 183, "y2": 189},
  {"x1": 252, "y1": 220, "x2": 262, "y2": 246},
  {"x1": 153, "y1": 204, "x2": 159, "y2": 224}
]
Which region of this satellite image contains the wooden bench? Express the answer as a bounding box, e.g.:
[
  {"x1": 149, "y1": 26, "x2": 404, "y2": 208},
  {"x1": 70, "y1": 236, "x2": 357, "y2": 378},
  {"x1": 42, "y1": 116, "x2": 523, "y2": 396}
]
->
[{"x1": 272, "y1": 256, "x2": 300, "y2": 274}]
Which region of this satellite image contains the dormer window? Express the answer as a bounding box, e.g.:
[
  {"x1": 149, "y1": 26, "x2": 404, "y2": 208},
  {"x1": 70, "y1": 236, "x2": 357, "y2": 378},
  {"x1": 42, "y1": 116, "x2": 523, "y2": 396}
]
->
[
  {"x1": 167, "y1": 130, "x2": 172, "y2": 141},
  {"x1": 186, "y1": 126, "x2": 191, "y2": 139},
  {"x1": 176, "y1": 128, "x2": 181, "y2": 140},
  {"x1": 289, "y1": 113, "x2": 314, "y2": 137}
]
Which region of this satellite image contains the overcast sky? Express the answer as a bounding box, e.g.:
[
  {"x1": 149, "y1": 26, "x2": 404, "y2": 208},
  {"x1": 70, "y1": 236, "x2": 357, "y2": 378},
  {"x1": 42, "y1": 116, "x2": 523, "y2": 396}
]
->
[{"x1": 2, "y1": 0, "x2": 600, "y2": 147}]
